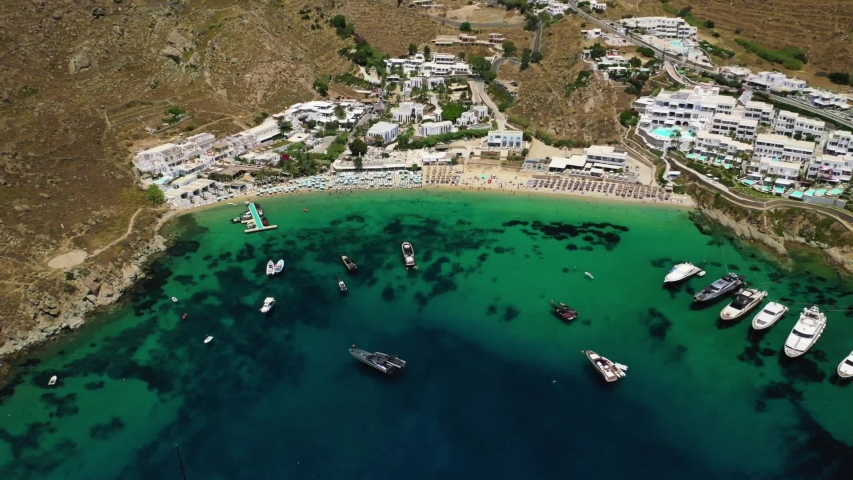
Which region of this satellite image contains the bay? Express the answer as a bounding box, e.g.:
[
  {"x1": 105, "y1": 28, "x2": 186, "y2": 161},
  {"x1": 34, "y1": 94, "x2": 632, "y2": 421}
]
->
[{"x1": 1, "y1": 190, "x2": 852, "y2": 479}]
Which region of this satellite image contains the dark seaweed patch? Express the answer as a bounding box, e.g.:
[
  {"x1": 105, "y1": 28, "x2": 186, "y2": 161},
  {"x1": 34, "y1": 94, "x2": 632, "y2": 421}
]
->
[
  {"x1": 493, "y1": 246, "x2": 514, "y2": 254},
  {"x1": 727, "y1": 264, "x2": 740, "y2": 270},
  {"x1": 381, "y1": 285, "x2": 395, "y2": 302},
  {"x1": 502, "y1": 220, "x2": 529, "y2": 227},
  {"x1": 503, "y1": 306, "x2": 520, "y2": 322},
  {"x1": 778, "y1": 355, "x2": 826, "y2": 384},
  {"x1": 40, "y1": 392, "x2": 79, "y2": 418},
  {"x1": 487, "y1": 305, "x2": 497, "y2": 315},
  {"x1": 477, "y1": 253, "x2": 489, "y2": 262},
  {"x1": 565, "y1": 244, "x2": 578, "y2": 251},
  {"x1": 650, "y1": 257, "x2": 674, "y2": 268},
  {"x1": 89, "y1": 417, "x2": 125, "y2": 440},
  {"x1": 173, "y1": 275, "x2": 195, "y2": 286},
  {"x1": 641, "y1": 308, "x2": 672, "y2": 340},
  {"x1": 345, "y1": 215, "x2": 365, "y2": 223},
  {"x1": 84, "y1": 381, "x2": 106, "y2": 391}
]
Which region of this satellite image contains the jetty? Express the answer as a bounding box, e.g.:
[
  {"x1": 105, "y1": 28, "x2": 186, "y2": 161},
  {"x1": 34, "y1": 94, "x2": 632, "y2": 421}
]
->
[{"x1": 245, "y1": 202, "x2": 278, "y2": 234}]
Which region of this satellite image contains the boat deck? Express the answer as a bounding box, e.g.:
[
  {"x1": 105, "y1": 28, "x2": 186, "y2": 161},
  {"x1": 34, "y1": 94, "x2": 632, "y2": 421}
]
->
[{"x1": 244, "y1": 202, "x2": 278, "y2": 234}]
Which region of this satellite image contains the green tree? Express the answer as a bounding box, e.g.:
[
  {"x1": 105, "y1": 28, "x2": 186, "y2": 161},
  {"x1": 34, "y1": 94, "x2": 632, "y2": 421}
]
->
[
  {"x1": 530, "y1": 51, "x2": 543, "y2": 63},
  {"x1": 459, "y1": 22, "x2": 472, "y2": 32},
  {"x1": 829, "y1": 72, "x2": 851, "y2": 85},
  {"x1": 468, "y1": 54, "x2": 493, "y2": 80},
  {"x1": 520, "y1": 48, "x2": 532, "y2": 70},
  {"x1": 408, "y1": 43, "x2": 417, "y2": 56},
  {"x1": 423, "y1": 45, "x2": 431, "y2": 59},
  {"x1": 313, "y1": 77, "x2": 329, "y2": 96},
  {"x1": 353, "y1": 155, "x2": 363, "y2": 170},
  {"x1": 704, "y1": 20, "x2": 715, "y2": 28},
  {"x1": 502, "y1": 40, "x2": 517, "y2": 58},
  {"x1": 145, "y1": 185, "x2": 166, "y2": 205},
  {"x1": 348, "y1": 138, "x2": 367, "y2": 157},
  {"x1": 629, "y1": 56, "x2": 642, "y2": 68},
  {"x1": 590, "y1": 42, "x2": 607, "y2": 59}
]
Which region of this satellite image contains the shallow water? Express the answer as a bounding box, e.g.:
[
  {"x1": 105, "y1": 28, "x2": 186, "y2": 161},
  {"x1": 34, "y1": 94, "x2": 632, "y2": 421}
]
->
[{"x1": 1, "y1": 190, "x2": 852, "y2": 479}]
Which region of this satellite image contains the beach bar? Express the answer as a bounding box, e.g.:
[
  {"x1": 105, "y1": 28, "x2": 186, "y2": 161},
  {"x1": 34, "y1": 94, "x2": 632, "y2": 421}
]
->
[{"x1": 245, "y1": 202, "x2": 278, "y2": 234}]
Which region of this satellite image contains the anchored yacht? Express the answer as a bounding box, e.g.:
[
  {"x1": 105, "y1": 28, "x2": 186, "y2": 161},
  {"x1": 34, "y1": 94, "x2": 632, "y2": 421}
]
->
[
  {"x1": 584, "y1": 350, "x2": 627, "y2": 383},
  {"x1": 720, "y1": 288, "x2": 767, "y2": 321},
  {"x1": 837, "y1": 350, "x2": 853, "y2": 378},
  {"x1": 784, "y1": 306, "x2": 827, "y2": 358},
  {"x1": 265, "y1": 260, "x2": 275, "y2": 276},
  {"x1": 341, "y1": 255, "x2": 358, "y2": 272},
  {"x1": 260, "y1": 297, "x2": 275, "y2": 313},
  {"x1": 349, "y1": 349, "x2": 406, "y2": 375},
  {"x1": 273, "y1": 260, "x2": 284, "y2": 274},
  {"x1": 337, "y1": 275, "x2": 348, "y2": 293},
  {"x1": 751, "y1": 302, "x2": 788, "y2": 330},
  {"x1": 402, "y1": 242, "x2": 417, "y2": 269},
  {"x1": 693, "y1": 273, "x2": 743, "y2": 302},
  {"x1": 551, "y1": 301, "x2": 578, "y2": 321},
  {"x1": 664, "y1": 263, "x2": 704, "y2": 283}
]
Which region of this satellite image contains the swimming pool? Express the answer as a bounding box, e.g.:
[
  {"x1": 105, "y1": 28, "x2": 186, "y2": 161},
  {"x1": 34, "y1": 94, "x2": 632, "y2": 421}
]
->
[
  {"x1": 742, "y1": 180, "x2": 756, "y2": 186},
  {"x1": 804, "y1": 189, "x2": 816, "y2": 196},
  {"x1": 790, "y1": 191, "x2": 804, "y2": 199},
  {"x1": 815, "y1": 189, "x2": 827, "y2": 196},
  {"x1": 670, "y1": 40, "x2": 683, "y2": 48},
  {"x1": 829, "y1": 188, "x2": 844, "y2": 196},
  {"x1": 154, "y1": 177, "x2": 170, "y2": 185}
]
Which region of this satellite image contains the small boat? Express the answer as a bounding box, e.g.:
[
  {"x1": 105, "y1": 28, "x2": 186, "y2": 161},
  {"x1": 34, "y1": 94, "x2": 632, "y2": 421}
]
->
[
  {"x1": 48, "y1": 375, "x2": 57, "y2": 386},
  {"x1": 260, "y1": 297, "x2": 275, "y2": 313},
  {"x1": 664, "y1": 262, "x2": 703, "y2": 283},
  {"x1": 837, "y1": 350, "x2": 853, "y2": 378},
  {"x1": 551, "y1": 300, "x2": 578, "y2": 321},
  {"x1": 341, "y1": 255, "x2": 358, "y2": 272},
  {"x1": 402, "y1": 242, "x2": 417, "y2": 269},
  {"x1": 171, "y1": 297, "x2": 178, "y2": 303},
  {"x1": 751, "y1": 302, "x2": 788, "y2": 330},
  {"x1": 720, "y1": 288, "x2": 767, "y2": 321},
  {"x1": 784, "y1": 305, "x2": 827, "y2": 358},
  {"x1": 303, "y1": 208, "x2": 309, "y2": 213},
  {"x1": 273, "y1": 260, "x2": 284, "y2": 274},
  {"x1": 584, "y1": 272, "x2": 594, "y2": 279},
  {"x1": 584, "y1": 350, "x2": 627, "y2": 383},
  {"x1": 182, "y1": 313, "x2": 188, "y2": 320},
  {"x1": 204, "y1": 336, "x2": 213, "y2": 344},
  {"x1": 266, "y1": 260, "x2": 275, "y2": 276},
  {"x1": 349, "y1": 348, "x2": 406, "y2": 375},
  {"x1": 337, "y1": 275, "x2": 348, "y2": 293},
  {"x1": 230, "y1": 215, "x2": 243, "y2": 224},
  {"x1": 693, "y1": 273, "x2": 743, "y2": 302}
]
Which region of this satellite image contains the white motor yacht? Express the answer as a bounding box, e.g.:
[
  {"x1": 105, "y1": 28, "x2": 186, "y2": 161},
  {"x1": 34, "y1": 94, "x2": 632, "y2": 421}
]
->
[
  {"x1": 260, "y1": 297, "x2": 276, "y2": 313},
  {"x1": 266, "y1": 260, "x2": 275, "y2": 276},
  {"x1": 48, "y1": 375, "x2": 57, "y2": 386},
  {"x1": 402, "y1": 242, "x2": 417, "y2": 269},
  {"x1": 784, "y1": 306, "x2": 827, "y2": 358},
  {"x1": 663, "y1": 262, "x2": 704, "y2": 283},
  {"x1": 584, "y1": 350, "x2": 627, "y2": 383},
  {"x1": 751, "y1": 302, "x2": 788, "y2": 330},
  {"x1": 837, "y1": 350, "x2": 853, "y2": 378},
  {"x1": 720, "y1": 289, "x2": 767, "y2": 321}
]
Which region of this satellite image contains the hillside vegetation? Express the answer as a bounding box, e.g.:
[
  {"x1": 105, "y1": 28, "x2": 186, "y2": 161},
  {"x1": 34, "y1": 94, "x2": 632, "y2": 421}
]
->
[
  {"x1": 617, "y1": 0, "x2": 853, "y2": 86},
  {"x1": 0, "y1": 0, "x2": 439, "y2": 354}
]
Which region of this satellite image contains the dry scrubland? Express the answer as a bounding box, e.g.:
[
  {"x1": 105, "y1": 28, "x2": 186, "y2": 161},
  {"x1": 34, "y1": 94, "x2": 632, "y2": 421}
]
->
[
  {"x1": 0, "y1": 0, "x2": 440, "y2": 353},
  {"x1": 610, "y1": 0, "x2": 853, "y2": 88},
  {"x1": 502, "y1": 17, "x2": 633, "y2": 143}
]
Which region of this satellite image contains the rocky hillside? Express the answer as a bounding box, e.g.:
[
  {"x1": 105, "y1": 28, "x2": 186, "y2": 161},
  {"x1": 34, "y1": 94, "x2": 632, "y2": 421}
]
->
[
  {"x1": 502, "y1": 16, "x2": 632, "y2": 143},
  {"x1": 0, "y1": 0, "x2": 439, "y2": 360}
]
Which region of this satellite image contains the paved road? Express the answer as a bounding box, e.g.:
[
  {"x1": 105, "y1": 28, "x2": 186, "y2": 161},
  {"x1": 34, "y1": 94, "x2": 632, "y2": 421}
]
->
[
  {"x1": 470, "y1": 79, "x2": 507, "y2": 130},
  {"x1": 533, "y1": 23, "x2": 543, "y2": 52},
  {"x1": 426, "y1": 15, "x2": 523, "y2": 28}
]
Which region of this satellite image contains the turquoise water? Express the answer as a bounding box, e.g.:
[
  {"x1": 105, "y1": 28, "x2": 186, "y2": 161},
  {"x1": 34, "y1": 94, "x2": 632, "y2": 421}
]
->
[
  {"x1": 671, "y1": 40, "x2": 684, "y2": 48},
  {"x1": 790, "y1": 191, "x2": 804, "y2": 199},
  {"x1": 829, "y1": 189, "x2": 844, "y2": 196},
  {"x1": 1, "y1": 190, "x2": 852, "y2": 479}
]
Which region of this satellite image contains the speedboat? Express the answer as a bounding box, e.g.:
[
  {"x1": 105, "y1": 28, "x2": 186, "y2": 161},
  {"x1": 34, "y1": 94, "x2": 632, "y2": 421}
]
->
[
  {"x1": 48, "y1": 375, "x2": 57, "y2": 386},
  {"x1": 584, "y1": 272, "x2": 594, "y2": 280},
  {"x1": 693, "y1": 273, "x2": 743, "y2": 302},
  {"x1": 664, "y1": 262, "x2": 704, "y2": 283},
  {"x1": 337, "y1": 275, "x2": 348, "y2": 293},
  {"x1": 402, "y1": 242, "x2": 417, "y2": 269},
  {"x1": 751, "y1": 302, "x2": 788, "y2": 330},
  {"x1": 784, "y1": 305, "x2": 827, "y2": 358},
  {"x1": 342, "y1": 255, "x2": 358, "y2": 271},
  {"x1": 273, "y1": 260, "x2": 284, "y2": 274},
  {"x1": 171, "y1": 297, "x2": 178, "y2": 303},
  {"x1": 349, "y1": 348, "x2": 406, "y2": 375},
  {"x1": 204, "y1": 336, "x2": 213, "y2": 344},
  {"x1": 720, "y1": 288, "x2": 767, "y2": 321},
  {"x1": 551, "y1": 301, "x2": 578, "y2": 321},
  {"x1": 266, "y1": 260, "x2": 275, "y2": 276},
  {"x1": 260, "y1": 297, "x2": 275, "y2": 313},
  {"x1": 584, "y1": 350, "x2": 627, "y2": 383},
  {"x1": 837, "y1": 350, "x2": 853, "y2": 378}
]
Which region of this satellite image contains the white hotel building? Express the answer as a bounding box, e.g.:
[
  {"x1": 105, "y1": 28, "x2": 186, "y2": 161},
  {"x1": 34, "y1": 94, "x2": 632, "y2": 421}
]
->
[
  {"x1": 743, "y1": 101, "x2": 775, "y2": 125},
  {"x1": 709, "y1": 113, "x2": 758, "y2": 142},
  {"x1": 418, "y1": 121, "x2": 454, "y2": 137},
  {"x1": 744, "y1": 71, "x2": 808, "y2": 92},
  {"x1": 693, "y1": 131, "x2": 753, "y2": 156},
  {"x1": 806, "y1": 154, "x2": 853, "y2": 183},
  {"x1": 584, "y1": 145, "x2": 628, "y2": 169},
  {"x1": 772, "y1": 111, "x2": 826, "y2": 141},
  {"x1": 487, "y1": 130, "x2": 524, "y2": 150},
  {"x1": 619, "y1": 16, "x2": 698, "y2": 39},
  {"x1": 134, "y1": 132, "x2": 216, "y2": 175},
  {"x1": 824, "y1": 130, "x2": 853, "y2": 157},
  {"x1": 637, "y1": 86, "x2": 737, "y2": 129},
  {"x1": 753, "y1": 133, "x2": 815, "y2": 164},
  {"x1": 746, "y1": 157, "x2": 802, "y2": 183}
]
